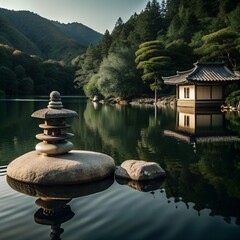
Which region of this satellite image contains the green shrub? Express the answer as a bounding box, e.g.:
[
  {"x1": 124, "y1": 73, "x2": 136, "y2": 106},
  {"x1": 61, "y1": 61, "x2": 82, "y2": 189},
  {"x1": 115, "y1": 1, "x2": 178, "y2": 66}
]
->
[
  {"x1": 83, "y1": 74, "x2": 102, "y2": 99},
  {"x1": 226, "y1": 89, "x2": 240, "y2": 106}
]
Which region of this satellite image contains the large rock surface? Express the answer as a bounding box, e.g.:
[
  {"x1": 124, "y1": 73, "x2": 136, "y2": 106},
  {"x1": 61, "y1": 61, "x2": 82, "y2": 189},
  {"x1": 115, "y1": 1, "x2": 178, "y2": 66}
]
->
[
  {"x1": 7, "y1": 150, "x2": 115, "y2": 185},
  {"x1": 115, "y1": 160, "x2": 166, "y2": 181}
]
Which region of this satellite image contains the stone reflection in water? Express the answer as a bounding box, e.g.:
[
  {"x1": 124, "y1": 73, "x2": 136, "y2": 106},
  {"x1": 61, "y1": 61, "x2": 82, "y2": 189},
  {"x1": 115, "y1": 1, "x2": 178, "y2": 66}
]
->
[
  {"x1": 34, "y1": 198, "x2": 74, "y2": 240},
  {"x1": 116, "y1": 177, "x2": 165, "y2": 200},
  {"x1": 7, "y1": 176, "x2": 114, "y2": 239}
]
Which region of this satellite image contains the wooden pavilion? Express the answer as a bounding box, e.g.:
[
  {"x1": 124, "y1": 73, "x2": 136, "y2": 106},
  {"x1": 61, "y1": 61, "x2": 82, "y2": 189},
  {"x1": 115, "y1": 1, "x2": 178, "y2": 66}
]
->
[{"x1": 163, "y1": 62, "x2": 240, "y2": 108}]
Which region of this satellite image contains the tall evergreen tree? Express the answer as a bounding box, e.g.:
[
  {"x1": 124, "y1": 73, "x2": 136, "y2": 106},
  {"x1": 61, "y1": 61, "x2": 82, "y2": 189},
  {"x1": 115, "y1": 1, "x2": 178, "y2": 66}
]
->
[
  {"x1": 134, "y1": 0, "x2": 164, "y2": 42},
  {"x1": 229, "y1": 4, "x2": 240, "y2": 32},
  {"x1": 99, "y1": 30, "x2": 112, "y2": 58}
]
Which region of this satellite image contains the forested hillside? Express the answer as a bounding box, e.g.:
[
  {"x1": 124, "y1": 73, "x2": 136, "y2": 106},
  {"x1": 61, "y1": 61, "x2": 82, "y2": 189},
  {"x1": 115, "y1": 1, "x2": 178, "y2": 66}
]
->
[
  {"x1": 0, "y1": 0, "x2": 240, "y2": 98},
  {"x1": 0, "y1": 8, "x2": 102, "y2": 61},
  {"x1": 0, "y1": 7, "x2": 102, "y2": 97},
  {"x1": 0, "y1": 14, "x2": 42, "y2": 56},
  {"x1": 74, "y1": 0, "x2": 240, "y2": 100},
  {"x1": 53, "y1": 22, "x2": 102, "y2": 47},
  {"x1": 0, "y1": 44, "x2": 79, "y2": 96}
]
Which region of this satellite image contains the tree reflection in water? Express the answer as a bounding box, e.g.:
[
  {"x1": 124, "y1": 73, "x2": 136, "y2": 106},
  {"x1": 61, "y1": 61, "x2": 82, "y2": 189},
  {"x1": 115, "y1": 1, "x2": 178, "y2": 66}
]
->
[
  {"x1": 72, "y1": 102, "x2": 240, "y2": 225},
  {"x1": 1, "y1": 98, "x2": 240, "y2": 227}
]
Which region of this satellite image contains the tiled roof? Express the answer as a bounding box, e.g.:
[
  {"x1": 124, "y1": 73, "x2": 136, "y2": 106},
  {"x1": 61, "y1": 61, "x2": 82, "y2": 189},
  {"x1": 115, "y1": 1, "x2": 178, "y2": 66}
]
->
[
  {"x1": 162, "y1": 68, "x2": 194, "y2": 85},
  {"x1": 163, "y1": 62, "x2": 240, "y2": 85}
]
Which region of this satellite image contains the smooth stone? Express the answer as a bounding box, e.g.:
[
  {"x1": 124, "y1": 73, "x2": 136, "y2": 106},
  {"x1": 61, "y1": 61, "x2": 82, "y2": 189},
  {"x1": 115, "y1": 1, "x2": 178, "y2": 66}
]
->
[
  {"x1": 36, "y1": 133, "x2": 74, "y2": 141},
  {"x1": 115, "y1": 160, "x2": 166, "y2": 181},
  {"x1": 35, "y1": 141, "x2": 73, "y2": 155},
  {"x1": 7, "y1": 150, "x2": 115, "y2": 185}
]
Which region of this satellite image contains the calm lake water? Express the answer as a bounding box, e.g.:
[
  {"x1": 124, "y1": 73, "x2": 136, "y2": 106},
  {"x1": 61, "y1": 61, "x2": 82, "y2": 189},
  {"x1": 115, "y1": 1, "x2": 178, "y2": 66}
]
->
[{"x1": 1, "y1": 97, "x2": 240, "y2": 240}]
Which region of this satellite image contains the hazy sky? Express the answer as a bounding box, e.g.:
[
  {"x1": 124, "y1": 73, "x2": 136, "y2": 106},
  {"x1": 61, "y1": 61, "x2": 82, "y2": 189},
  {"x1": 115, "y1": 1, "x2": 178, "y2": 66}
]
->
[{"x1": 0, "y1": 0, "x2": 151, "y2": 33}]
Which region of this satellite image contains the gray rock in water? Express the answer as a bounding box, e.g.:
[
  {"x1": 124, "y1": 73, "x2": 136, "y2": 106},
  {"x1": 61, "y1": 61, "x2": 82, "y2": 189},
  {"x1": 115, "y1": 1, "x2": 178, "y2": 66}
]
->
[{"x1": 115, "y1": 160, "x2": 166, "y2": 181}]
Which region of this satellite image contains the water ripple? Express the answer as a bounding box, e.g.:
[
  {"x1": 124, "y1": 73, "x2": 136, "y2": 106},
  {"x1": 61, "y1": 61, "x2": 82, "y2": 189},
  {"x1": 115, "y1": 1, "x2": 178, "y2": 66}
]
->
[{"x1": 1, "y1": 178, "x2": 240, "y2": 240}]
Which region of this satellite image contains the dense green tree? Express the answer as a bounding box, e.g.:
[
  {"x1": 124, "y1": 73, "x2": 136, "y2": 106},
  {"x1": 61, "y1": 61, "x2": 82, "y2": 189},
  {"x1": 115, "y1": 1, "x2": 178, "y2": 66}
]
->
[
  {"x1": 0, "y1": 66, "x2": 17, "y2": 95},
  {"x1": 74, "y1": 44, "x2": 101, "y2": 89},
  {"x1": 167, "y1": 14, "x2": 182, "y2": 40},
  {"x1": 98, "y1": 30, "x2": 112, "y2": 58},
  {"x1": 219, "y1": 0, "x2": 240, "y2": 19},
  {"x1": 108, "y1": 0, "x2": 166, "y2": 50},
  {"x1": 195, "y1": 28, "x2": 240, "y2": 68},
  {"x1": 135, "y1": 40, "x2": 172, "y2": 102},
  {"x1": 110, "y1": 18, "x2": 125, "y2": 44},
  {"x1": 193, "y1": 0, "x2": 219, "y2": 18},
  {"x1": 97, "y1": 47, "x2": 142, "y2": 99},
  {"x1": 166, "y1": 39, "x2": 194, "y2": 71},
  {"x1": 18, "y1": 77, "x2": 34, "y2": 95},
  {"x1": 225, "y1": 89, "x2": 240, "y2": 107},
  {"x1": 165, "y1": 0, "x2": 239, "y2": 45},
  {"x1": 165, "y1": 0, "x2": 181, "y2": 21},
  {"x1": 229, "y1": 4, "x2": 240, "y2": 32},
  {"x1": 134, "y1": 0, "x2": 164, "y2": 41},
  {"x1": 14, "y1": 65, "x2": 26, "y2": 78},
  {"x1": 0, "y1": 45, "x2": 13, "y2": 68},
  {"x1": 83, "y1": 74, "x2": 102, "y2": 99},
  {"x1": 167, "y1": 5, "x2": 199, "y2": 42}
]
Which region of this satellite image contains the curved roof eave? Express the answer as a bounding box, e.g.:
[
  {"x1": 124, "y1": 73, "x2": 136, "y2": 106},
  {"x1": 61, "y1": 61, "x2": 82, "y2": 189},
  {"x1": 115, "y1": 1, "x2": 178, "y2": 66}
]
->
[
  {"x1": 163, "y1": 68, "x2": 194, "y2": 85},
  {"x1": 163, "y1": 62, "x2": 240, "y2": 85}
]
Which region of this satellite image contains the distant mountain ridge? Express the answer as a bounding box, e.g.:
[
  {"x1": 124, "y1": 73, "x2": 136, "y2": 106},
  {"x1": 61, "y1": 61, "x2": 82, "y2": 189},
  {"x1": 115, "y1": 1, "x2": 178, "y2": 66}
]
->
[
  {"x1": 52, "y1": 21, "x2": 102, "y2": 47},
  {"x1": 0, "y1": 8, "x2": 102, "y2": 61}
]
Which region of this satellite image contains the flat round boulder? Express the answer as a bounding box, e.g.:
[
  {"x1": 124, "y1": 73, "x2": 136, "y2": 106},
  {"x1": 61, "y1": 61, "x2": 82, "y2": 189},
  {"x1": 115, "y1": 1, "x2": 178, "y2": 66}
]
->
[
  {"x1": 115, "y1": 160, "x2": 166, "y2": 181},
  {"x1": 7, "y1": 150, "x2": 115, "y2": 185}
]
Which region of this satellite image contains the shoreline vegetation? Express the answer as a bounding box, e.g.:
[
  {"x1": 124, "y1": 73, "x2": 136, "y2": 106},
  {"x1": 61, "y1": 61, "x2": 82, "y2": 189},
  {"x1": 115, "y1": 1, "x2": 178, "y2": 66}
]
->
[
  {"x1": 1, "y1": 1, "x2": 240, "y2": 102},
  {"x1": 96, "y1": 95, "x2": 177, "y2": 107},
  {"x1": 94, "y1": 95, "x2": 240, "y2": 112}
]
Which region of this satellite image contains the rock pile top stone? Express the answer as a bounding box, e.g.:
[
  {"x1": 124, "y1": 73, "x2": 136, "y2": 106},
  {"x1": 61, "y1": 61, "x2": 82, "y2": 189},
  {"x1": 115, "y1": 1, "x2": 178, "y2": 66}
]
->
[{"x1": 31, "y1": 91, "x2": 78, "y2": 119}]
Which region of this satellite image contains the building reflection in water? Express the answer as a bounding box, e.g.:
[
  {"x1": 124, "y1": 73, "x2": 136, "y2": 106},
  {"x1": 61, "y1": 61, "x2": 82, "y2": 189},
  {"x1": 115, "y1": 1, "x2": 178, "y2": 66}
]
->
[
  {"x1": 164, "y1": 107, "x2": 240, "y2": 151},
  {"x1": 7, "y1": 177, "x2": 114, "y2": 240},
  {"x1": 161, "y1": 107, "x2": 240, "y2": 225}
]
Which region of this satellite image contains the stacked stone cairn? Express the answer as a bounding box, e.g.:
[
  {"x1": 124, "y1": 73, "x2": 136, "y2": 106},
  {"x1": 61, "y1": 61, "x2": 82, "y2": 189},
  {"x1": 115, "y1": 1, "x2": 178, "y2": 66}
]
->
[
  {"x1": 32, "y1": 91, "x2": 77, "y2": 155},
  {"x1": 7, "y1": 91, "x2": 115, "y2": 185}
]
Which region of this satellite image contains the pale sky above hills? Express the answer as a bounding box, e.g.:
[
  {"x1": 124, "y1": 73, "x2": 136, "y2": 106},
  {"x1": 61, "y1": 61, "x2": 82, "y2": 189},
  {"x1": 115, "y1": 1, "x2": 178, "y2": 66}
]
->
[{"x1": 0, "y1": 0, "x2": 151, "y2": 33}]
